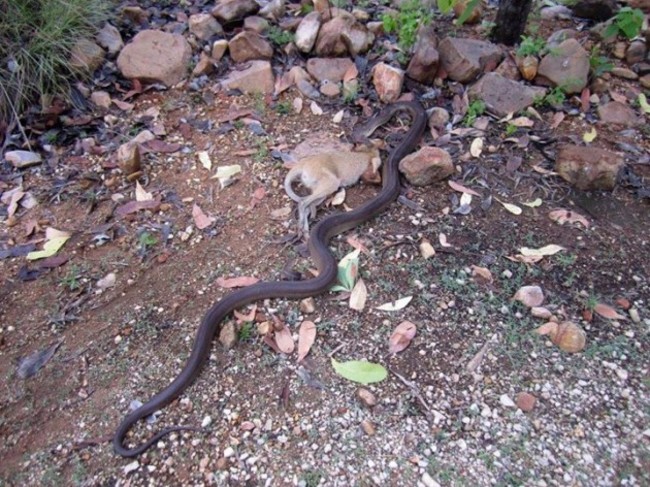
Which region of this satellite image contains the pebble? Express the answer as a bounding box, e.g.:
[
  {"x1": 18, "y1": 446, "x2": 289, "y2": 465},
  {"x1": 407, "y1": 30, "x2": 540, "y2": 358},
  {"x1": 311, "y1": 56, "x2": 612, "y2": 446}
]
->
[
  {"x1": 223, "y1": 446, "x2": 235, "y2": 458},
  {"x1": 499, "y1": 394, "x2": 516, "y2": 408},
  {"x1": 123, "y1": 461, "x2": 139, "y2": 474}
]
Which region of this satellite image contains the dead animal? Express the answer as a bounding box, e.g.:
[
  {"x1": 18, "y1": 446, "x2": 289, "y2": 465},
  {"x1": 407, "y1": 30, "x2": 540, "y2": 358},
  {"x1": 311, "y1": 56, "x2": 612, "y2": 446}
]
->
[{"x1": 283, "y1": 145, "x2": 381, "y2": 232}]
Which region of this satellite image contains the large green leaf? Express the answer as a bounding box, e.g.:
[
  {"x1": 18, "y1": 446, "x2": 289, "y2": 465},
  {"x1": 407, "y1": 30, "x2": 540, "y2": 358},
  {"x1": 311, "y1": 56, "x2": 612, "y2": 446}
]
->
[{"x1": 331, "y1": 359, "x2": 387, "y2": 384}]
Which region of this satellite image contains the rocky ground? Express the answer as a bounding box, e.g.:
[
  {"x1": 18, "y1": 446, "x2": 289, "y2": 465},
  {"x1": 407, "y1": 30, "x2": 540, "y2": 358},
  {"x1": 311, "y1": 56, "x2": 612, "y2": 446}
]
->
[{"x1": 1, "y1": 0, "x2": 649, "y2": 486}]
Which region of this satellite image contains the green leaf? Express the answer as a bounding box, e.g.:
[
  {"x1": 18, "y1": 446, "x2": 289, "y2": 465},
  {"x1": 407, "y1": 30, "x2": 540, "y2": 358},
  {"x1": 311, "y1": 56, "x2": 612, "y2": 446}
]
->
[
  {"x1": 26, "y1": 236, "x2": 69, "y2": 260},
  {"x1": 334, "y1": 249, "x2": 360, "y2": 292},
  {"x1": 457, "y1": 0, "x2": 480, "y2": 25},
  {"x1": 437, "y1": 0, "x2": 454, "y2": 14},
  {"x1": 639, "y1": 93, "x2": 650, "y2": 114},
  {"x1": 331, "y1": 359, "x2": 388, "y2": 384}
]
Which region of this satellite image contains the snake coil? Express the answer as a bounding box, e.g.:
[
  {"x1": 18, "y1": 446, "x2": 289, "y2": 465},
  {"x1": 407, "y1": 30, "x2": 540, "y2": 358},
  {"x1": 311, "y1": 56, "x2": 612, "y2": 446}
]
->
[{"x1": 114, "y1": 100, "x2": 427, "y2": 457}]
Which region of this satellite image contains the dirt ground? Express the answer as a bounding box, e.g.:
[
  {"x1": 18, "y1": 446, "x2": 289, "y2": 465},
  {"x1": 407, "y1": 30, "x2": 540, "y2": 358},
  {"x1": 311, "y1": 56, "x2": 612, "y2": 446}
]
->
[{"x1": 1, "y1": 82, "x2": 649, "y2": 487}]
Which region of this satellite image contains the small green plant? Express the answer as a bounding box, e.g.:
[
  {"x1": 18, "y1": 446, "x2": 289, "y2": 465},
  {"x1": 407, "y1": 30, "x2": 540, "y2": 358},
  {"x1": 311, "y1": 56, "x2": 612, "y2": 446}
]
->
[
  {"x1": 382, "y1": 0, "x2": 432, "y2": 50},
  {"x1": 589, "y1": 46, "x2": 613, "y2": 78},
  {"x1": 252, "y1": 92, "x2": 266, "y2": 114},
  {"x1": 254, "y1": 139, "x2": 269, "y2": 162},
  {"x1": 342, "y1": 82, "x2": 359, "y2": 104},
  {"x1": 274, "y1": 100, "x2": 292, "y2": 115},
  {"x1": 504, "y1": 123, "x2": 518, "y2": 136},
  {"x1": 267, "y1": 25, "x2": 294, "y2": 47},
  {"x1": 60, "y1": 265, "x2": 82, "y2": 291},
  {"x1": 238, "y1": 322, "x2": 254, "y2": 342},
  {"x1": 555, "y1": 252, "x2": 577, "y2": 268},
  {"x1": 138, "y1": 231, "x2": 157, "y2": 252},
  {"x1": 302, "y1": 469, "x2": 323, "y2": 487},
  {"x1": 535, "y1": 87, "x2": 566, "y2": 107},
  {"x1": 604, "y1": 7, "x2": 644, "y2": 40},
  {"x1": 463, "y1": 99, "x2": 486, "y2": 126},
  {"x1": 517, "y1": 35, "x2": 546, "y2": 57}
]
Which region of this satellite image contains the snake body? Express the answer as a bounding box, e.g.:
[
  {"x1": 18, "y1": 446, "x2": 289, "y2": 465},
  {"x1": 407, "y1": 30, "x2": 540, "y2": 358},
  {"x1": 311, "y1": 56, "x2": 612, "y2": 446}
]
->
[{"x1": 114, "y1": 101, "x2": 427, "y2": 457}]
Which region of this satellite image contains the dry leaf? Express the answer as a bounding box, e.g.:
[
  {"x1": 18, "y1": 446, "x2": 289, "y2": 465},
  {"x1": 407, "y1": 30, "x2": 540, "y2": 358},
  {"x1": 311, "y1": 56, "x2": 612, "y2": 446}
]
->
[
  {"x1": 448, "y1": 181, "x2": 480, "y2": 196},
  {"x1": 212, "y1": 164, "x2": 241, "y2": 189},
  {"x1": 507, "y1": 254, "x2": 545, "y2": 264},
  {"x1": 520, "y1": 244, "x2": 564, "y2": 257},
  {"x1": 510, "y1": 116, "x2": 535, "y2": 127},
  {"x1": 548, "y1": 209, "x2": 590, "y2": 229},
  {"x1": 297, "y1": 321, "x2": 316, "y2": 362},
  {"x1": 593, "y1": 303, "x2": 627, "y2": 321},
  {"x1": 460, "y1": 192, "x2": 472, "y2": 207},
  {"x1": 275, "y1": 325, "x2": 295, "y2": 354},
  {"x1": 582, "y1": 127, "x2": 597, "y2": 143},
  {"x1": 293, "y1": 97, "x2": 303, "y2": 113},
  {"x1": 135, "y1": 181, "x2": 153, "y2": 202},
  {"x1": 470, "y1": 137, "x2": 483, "y2": 157},
  {"x1": 522, "y1": 198, "x2": 542, "y2": 208},
  {"x1": 263, "y1": 334, "x2": 282, "y2": 354},
  {"x1": 349, "y1": 278, "x2": 367, "y2": 311},
  {"x1": 466, "y1": 339, "x2": 492, "y2": 372},
  {"x1": 376, "y1": 296, "x2": 412, "y2": 311},
  {"x1": 346, "y1": 235, "x2": 369, "y2": 254},
  {"x1": 310, "y1": 101, "x2": 323, "y2": 115},
  {"x1": 496, "y1": 199, "x2": 522, "y2": 215},
  {"x1": 114, "y1": 197, "x2": 161, "y2": 218},
  {"x1": 198, "y1": 151, "x2": 212, "y2": 170},
  {"x1": 332, "y1": 110, "x2": 344, "y2": 124},
  {"x1": 419, "y1": 239, "x2": 435, "y2": 259},
  {"x1": 388, "y1": 321, "x2": 417, "y2": 354},
  {"x1": 513, "y1": 285, "x2": 544, "y2": 307},
  {"x1": 439, "y1": 233, "x2": 452, "y2": 248},
  {"x1": 192, "y1": 204, "x2": 215, "y2": 229},
  {"x1": 216, "y1": 276, "x2": 259, "y2": 288},
  {"x1": 233, "y1": 304, "x2": 257, "y2": 324},
  {"x1": 26, "y1": 227, "x2": 71, "y2": 261},
  {"x1": 550, "y1": 112, "x2": 565, "y2": 129},
  {"x1": 331, "y1": 188, "x2": 346, "y2": 206},
  {"x1": 471, "y1": 265, "x2": 493, "y2": 284}
]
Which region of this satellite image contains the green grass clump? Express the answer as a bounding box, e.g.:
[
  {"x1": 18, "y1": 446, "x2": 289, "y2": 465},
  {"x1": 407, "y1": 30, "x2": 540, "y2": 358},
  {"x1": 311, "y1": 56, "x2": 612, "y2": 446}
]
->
[
  {"x1": 382, "y1": 0, "x2": 432, "y2": 50},
  {"x1": 0, "y1": 0, "x2": 110, "y2": 124}
]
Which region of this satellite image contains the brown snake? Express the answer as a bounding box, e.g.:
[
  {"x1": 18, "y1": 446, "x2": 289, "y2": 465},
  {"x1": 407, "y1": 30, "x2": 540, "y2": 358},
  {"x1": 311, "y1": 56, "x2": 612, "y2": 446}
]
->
[{"x1": 114, "y1": 100, "x2": 427, "y2": 457}]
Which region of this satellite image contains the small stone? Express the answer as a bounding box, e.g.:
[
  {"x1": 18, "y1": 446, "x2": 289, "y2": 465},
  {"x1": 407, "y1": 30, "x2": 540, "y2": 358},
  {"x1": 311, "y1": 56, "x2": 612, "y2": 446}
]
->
[
  {"x1": 516, "y1": 392, "x2": 537, "y2": 412},
  {"x1": 629, "y1": 308, "x2": 640, "y2": 323},
  {"x1": 91, "y1": 90, "x2": 111, "y2": 109},
  {"x1": 360, "y1": 419, "x2": 375, "y2": 436},
  {"x1": 5, "y1": 150, "x2": 42, "y2": 169},
  {"x1": 499, "y1": 394, "x2": 516, "y2": 408},
  {"x1": 201, "y1": 416, "x2": 212, "y2": 428},
  {"x1": 356, "y1": 388, "x2": 377, "y2": 408},
  {"x1": 123, "y1": 460, "x2": 139, "y2": 474},
  {"x1": 216, "y1": 457, "x2": 229, "y2": 470},
  {"x1": 223, "y1": 446, "x2": 235, "y2": 458},
  {"x1": 299, "y1": 297, "x2": 316, "y2": 314},
  {"x1": 616, "y1": 368, "x2": 629, "y2": 381}
]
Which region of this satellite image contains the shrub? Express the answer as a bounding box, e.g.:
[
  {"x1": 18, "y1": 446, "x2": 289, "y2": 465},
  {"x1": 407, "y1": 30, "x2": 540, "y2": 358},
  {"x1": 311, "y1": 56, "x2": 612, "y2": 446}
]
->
[{"x1": 0, "y1": 0, "x2": 111, "y2": 124}]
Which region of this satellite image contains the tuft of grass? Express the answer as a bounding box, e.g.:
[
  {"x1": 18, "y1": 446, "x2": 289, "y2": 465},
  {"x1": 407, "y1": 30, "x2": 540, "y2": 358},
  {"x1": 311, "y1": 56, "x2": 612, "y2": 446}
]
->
[
  {"x1": 266, "y1": 25, "x2": 293, "y2": 47},
  {"x1": 604, "y1": 7, "x2": 644, "y2": 40},
  {"x1": 516, "y1": 35, "x2": 546, "y2": 57},
  {"x1": 463, "y1": 99, "x2": 486, "y2": 127},
  {"x1": 381, "y1": 0, "x2": 432, "y2": 50},
  {"x1": 0, "y1": 0, "x2": 111, "y2": 124}
]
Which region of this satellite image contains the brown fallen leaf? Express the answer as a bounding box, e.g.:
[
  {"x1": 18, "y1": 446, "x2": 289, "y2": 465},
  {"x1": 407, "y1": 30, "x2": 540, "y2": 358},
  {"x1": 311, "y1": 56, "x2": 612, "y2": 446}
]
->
[
  {"x1": 593, "y1": 303, "x2": 627, "y2": 321},
  {"x1": 448, "y1": 181, "x2": 481, "y2": 197},
  {"x1": 192, "y1": 204, "x2": 215, "y2": 230},
  {"x1": 297, "y1": 321, "x2": 317, "y2": 362},
  {"x1": 141, "y1": 139, "x2": 182, "y2": 154},
  {"x1": 349, "y1": 278, "x2": 367, "y2": 311},
  {"x1": 135, "y1": 181, "x2": 153, "y2": 202},
  {"x1": 114, "y1": 197, "x2": 161, "y2": 218},
  {"x1": 346, "y1": 235, "x2": 370, "y2": 254},
  {"x1": 274, "y1": 325, "x2": 295, "y2": 354},
  {"x1": 216, "y1": 276, "x2": 259, "y2": 288},
  {"x1": 548, "y1": 209, "x2": 590, "y2": 229},
  {"x1": 388, "y1": 321, "x2": 417, "y2": 354},
  {"x1": 263, "y1": 334, "x2": 282, "y2": 354}
]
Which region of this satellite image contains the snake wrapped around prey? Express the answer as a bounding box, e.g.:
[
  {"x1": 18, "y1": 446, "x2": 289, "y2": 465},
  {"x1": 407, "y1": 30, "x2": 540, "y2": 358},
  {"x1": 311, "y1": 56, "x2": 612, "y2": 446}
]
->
[{"x1": 113, "y1": 100, "x2": 427, "y2": 457}]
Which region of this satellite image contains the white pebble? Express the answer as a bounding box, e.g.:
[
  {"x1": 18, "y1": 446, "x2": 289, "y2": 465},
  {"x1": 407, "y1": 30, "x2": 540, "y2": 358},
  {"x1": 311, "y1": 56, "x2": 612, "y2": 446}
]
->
[
  {"x1": 500, "y1": 394, "x2": 516, "y2": 408},
  {"x1": 223, "y1": 446, "x2": 235, "y2": 458},
  {"x1": 123, "y1": 461, "x2": 139, "y2": 474},
  {"x1": 201, "y1": 416, "x2": 212, "y2": 428}
]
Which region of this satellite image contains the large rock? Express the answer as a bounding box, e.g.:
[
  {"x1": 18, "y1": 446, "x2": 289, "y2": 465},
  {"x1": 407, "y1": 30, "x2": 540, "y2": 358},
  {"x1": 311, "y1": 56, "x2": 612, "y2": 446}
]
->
[
  {"x1": 399, "y1": 147, "x2": 454, "y2": 186},
  {"x1": 189, "y1": 13, "x2": 223, "y2": 40},
  {"x1": 221, "y1": 60, "x2": 274, "y2": 94},
  {"x1": 315, "y1": 15, "x2": 373, "y2": 56},
  {"x1": 70, "y1": 39, "x2": 105, "y2": 72},
  {"x1": 96, "y1": 23, "x2": 124, "y2": 55},
  {"x1": 406, "y1": 25, "x2": 439, "y2": 84},
  {"x1": 555, "y1": 145, "x2": 624, "y2": 190},
  {"x1": 117, "y1": 30, "x2": 192, "y2": 87},
  {"x1": 597, "y1": 101, "x2": 642, "y2": 127},
  {"x1": 306, "y1": 57, "x2": 355, "y2": 82},
  {"x1": 468, "y1": 73, "x2": 546, "y2": 117},
  {"x1": 438, "y1": 37, "x2": 502, "y2": 83},
  {"x1": 228, "y1": 31, "x2": 273, "y2": 63},
  {"x1": 536, "y1": 38, "x2": 589, "y2": 94},
  {"x1": 295, "y1": 11, "x2": 322, "y2": 53},
  {"x1": 211, "y1": 0, "x2": 259, "y2": 23},
  {"x1": 371, "y1": 63, "x2": 404, "y2": 103}
]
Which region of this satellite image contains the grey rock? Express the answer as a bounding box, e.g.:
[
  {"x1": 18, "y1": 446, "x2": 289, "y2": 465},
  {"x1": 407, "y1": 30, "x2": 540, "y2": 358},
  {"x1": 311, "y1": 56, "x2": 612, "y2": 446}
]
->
[
  {"x1": 117, "y1": 30, "x2": 192, "y2": 87},
  {"x1": 598, "y1": 101, "x2": 642, "y2": 127},
  {"x1": 306, "y1": 57, "x2": 354, "y2": 83},
  {"x1": 221, "y1": 60, "x2": 274, "y2": 94},
  {"x1": 212, "y1": 0, "x2": 259, "y2": 23},
  {"x1": 69, "y1": 38, "x2": 105, "y2": 72},
  {"x1": 96, "y1": 23, "x2": 124, "y2": 55},
  {"x1": 571, "y1": 0, "x2": 618, "y2": 21},
  {"x1": 626, "y1": 40, "x2": 647, "y2": 65},
  {"x1": 228, "y1": 31, "x2": 273, "y2": 63},
  {"x1": 438, "y1": 37, "x2": 502, "y2": 83},
  {"x1": 406, "y1": 25, "x2": 439, "y2": 84},
  {"x1": 555, "y1": 145, "x2": 624, "y2": 190},
  {"x1": 189, "y1": 13, "x2": 223, "y2": 40},
  {"x1": 295, "y1": 11, "x2": 322, "y2": 53},
  {"x1": 243, "y1": 16, "x2": 269, "y2": 33},
  {"x1": 536, "y1": 38, "x2": 589, "y2": 94},
  {"x1": 5, "y1": 150, "x2": 42, "y2": 169},
  {"x1": 468, "y1": 73, "x2": 547, "y2": 117}
]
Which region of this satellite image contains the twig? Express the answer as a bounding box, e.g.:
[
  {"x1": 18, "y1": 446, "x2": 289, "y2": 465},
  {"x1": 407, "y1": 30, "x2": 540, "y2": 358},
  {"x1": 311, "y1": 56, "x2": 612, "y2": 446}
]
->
[{"x1": 389, "y1": 367, "x2": 432, "y2": 420}]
